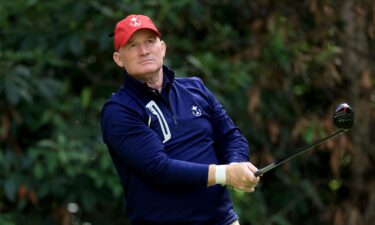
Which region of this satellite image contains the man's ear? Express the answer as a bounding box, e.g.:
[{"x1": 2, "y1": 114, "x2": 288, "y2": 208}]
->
[
  {"x1": 160, "y1": 40, "x2": 166, "y2": 58},
  {"x1": 113, "y1": 52, "x2": 124, "y2": 67}
]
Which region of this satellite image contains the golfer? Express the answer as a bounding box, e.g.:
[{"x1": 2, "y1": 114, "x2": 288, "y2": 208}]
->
[{"x1": 101, "y1": 14, "x2": 260, "y2": 225}]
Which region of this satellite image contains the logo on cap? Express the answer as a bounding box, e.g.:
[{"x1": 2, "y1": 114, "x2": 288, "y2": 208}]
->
[{"x1": 129, "y1": 16, "x2": 142, "y2": 27}]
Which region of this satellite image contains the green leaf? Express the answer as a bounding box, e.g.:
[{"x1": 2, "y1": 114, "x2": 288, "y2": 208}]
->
[
  {"x1": 0, "y1": 214, "x2": 17, "y2": 225},
  {"x1": 303, "y1": 126, "x2": 315, "y2": 144},
  {"x1": 4, "y1": 79, "x2": 20, "y2": 105},
  {"x1": 46, "y1": 155, "x2": 58, "y2": 175},
  {"x1": 0, "y1": 150, "x2": 4, "y2": 164},
  {"x1": 69, "y1": 35, "x2": 83, "y2": 55},
  {"x1": 270, "y1": 215, "x2": 292, "y2": 225},
  {"x1": 33, "y1": 163, "x2": 44, "y2": 180},
  {"x1": 81, "y1": 191, "x2": 96, "y2": 211},
  {"x1": 81, "y1": 87, "x2": 91, "y2": 109},
  {"x1": 329, "y1": 179, "x2": 342, "y2": 191},
  {"x1": 4, "y1": 177, "x2": 17, "y2": 202},
  {"x1": 301, "y1": 180, "x2": 324, "y2": 209}
]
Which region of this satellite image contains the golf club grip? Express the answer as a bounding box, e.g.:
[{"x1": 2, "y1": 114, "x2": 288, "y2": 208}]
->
[
  {"x1": 254, "y1": 170, "x2": 262, "y2": 177},
  {"x1": 254, "y1": 163, "x2": 276, "y2": 177}
]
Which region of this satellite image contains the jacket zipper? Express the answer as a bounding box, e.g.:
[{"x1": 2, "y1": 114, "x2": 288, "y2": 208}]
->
[{"x1": 155, "y1": 91, "x2": 178, "y2": 126}]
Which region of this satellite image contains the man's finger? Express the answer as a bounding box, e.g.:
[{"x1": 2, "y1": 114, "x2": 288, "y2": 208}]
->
[{"x1": 246, "y1": 162, "x2": 258, "y2": 173}]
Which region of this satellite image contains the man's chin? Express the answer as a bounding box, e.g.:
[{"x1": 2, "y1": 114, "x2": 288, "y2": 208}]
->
[{"x1": 132, "y1": 66, "x2": 162, "y2": 77}]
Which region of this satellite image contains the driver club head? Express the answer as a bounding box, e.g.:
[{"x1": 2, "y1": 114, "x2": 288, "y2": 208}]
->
[{"x1": 333, "y1": 103, "x2": 355, "y2": 130}]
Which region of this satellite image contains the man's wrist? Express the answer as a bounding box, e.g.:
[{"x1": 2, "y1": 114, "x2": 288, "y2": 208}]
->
[{"x1": 207, "y1": 164, "x2": 215, "y2": 186}]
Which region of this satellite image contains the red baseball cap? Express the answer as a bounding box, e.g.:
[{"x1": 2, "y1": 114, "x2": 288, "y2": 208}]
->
[{"x1": 113, "y1": 14, "x2": 161, "y2": 51}]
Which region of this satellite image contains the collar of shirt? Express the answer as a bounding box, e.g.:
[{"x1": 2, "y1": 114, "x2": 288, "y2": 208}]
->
[{"x1": 122, "y1": 65, "x2": 175, "y2": 97}]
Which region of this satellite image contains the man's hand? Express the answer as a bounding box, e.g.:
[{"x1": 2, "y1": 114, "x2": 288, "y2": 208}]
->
[{"x1": 226, "y1": 162, "x2": 260, "y2": 192}]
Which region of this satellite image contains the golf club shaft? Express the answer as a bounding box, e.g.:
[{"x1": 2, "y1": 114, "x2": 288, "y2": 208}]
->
[{"x1": 254, "y1": 129, "x2": 348, "y2": 177}]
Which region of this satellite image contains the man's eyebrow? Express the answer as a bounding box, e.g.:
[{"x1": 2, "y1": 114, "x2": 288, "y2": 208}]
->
[
  {"x1": 126, "y1": 38, "x2": 136, "y2": 46},
  {"x1": 147, "y1": 35, "x2": 157, "y2": 39}
]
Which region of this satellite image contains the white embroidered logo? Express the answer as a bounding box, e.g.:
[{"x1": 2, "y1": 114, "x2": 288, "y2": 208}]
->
[
  {"x1": 191, "y1": 105, "x2": 202, "y2": 117},
  {"x1": 129, "y1": 16, "x2": 142, "y2": 27},
  {"x1": 146, "y1": 100, "x2": 171, "y2": 143}
]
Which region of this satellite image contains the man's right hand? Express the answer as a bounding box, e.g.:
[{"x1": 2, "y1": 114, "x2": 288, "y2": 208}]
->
[{"x1": 226, "y1": 162, "x2": 260, "y2": 192}]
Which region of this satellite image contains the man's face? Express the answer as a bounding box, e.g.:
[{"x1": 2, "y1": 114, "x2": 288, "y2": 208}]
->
[{"x1": 114, "y1": 29, "x2": 166, "y2": 79}]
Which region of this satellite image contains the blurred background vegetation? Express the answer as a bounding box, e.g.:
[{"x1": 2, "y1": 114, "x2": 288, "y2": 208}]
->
[{"x1": 1, "y1": 0, "x2": 374, "y2": 224}]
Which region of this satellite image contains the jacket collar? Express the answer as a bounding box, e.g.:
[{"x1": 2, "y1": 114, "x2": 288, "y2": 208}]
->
[{"x1": 122, "y1": 65, "x2": 175, "y2": 95}]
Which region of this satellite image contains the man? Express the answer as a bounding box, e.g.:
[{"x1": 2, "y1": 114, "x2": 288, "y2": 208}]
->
[{"x1": 101, "y1": 14, "x2": 260, "y2": 225}]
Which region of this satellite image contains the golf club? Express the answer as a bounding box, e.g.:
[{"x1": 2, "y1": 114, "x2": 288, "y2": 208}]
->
[{"x1": 254, "y1": 103, "x2": 355, "y2": 177}]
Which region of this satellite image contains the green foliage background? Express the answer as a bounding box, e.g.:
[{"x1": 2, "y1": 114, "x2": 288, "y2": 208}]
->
[{"x1": 1, "y1": 0, "x2": 374, "y2": 225}]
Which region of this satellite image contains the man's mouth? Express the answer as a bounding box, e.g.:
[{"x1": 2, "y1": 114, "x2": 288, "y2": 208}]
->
[{"x1": 139, "y1": 59, "x2": 154, "y2": 64}]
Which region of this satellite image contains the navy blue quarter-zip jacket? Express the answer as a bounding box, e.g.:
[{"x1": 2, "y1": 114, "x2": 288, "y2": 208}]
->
[{"x1": 101, "y1": 66, "x2": 250, "y2": 225}]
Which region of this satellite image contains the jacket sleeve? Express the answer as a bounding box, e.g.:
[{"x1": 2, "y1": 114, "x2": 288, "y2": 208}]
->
[
  {"x1": 101, "y1": 102, "x2": 209, "y2": 188},
  {"x1": 196, "y1": 79, "x2": 250, "y2": 164}
]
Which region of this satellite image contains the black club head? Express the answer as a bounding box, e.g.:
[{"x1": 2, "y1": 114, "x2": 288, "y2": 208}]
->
[{"x1": 333, "y1": 103, "x2": 355, "y2": 130}]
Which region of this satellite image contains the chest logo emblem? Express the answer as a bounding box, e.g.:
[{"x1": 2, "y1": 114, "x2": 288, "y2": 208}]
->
[{"x1": 191, "y1": 105, "x2": 202, "y2": 117}]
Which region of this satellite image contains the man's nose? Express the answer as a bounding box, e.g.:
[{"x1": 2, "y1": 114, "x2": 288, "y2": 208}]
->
[{"x1": 138, "y1": 43, "x2": 149, "y2": 55}]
